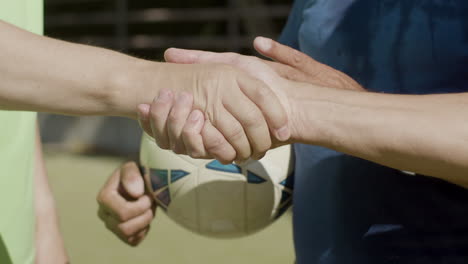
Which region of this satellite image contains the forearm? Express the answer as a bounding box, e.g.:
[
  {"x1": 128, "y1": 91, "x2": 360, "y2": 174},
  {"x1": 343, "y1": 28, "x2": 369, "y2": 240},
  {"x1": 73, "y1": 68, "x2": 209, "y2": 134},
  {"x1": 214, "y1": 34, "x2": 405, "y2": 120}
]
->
[
  {"x1": 34, "y1": 125, "x2": 69, "y2": 263},
  {"x1": 289, "y1": 83, "x2": 468, "y2": 187},
  {"x1": 0, "y1": 20, "x2": 163, "y2": 118}
]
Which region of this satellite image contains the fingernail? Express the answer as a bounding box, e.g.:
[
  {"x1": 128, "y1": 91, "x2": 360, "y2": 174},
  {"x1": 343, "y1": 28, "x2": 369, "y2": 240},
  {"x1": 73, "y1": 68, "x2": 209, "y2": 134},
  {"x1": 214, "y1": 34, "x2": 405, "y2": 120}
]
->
[
  {"x1": 256, "y1": 37, "x2": 272, "y2": 51},
  {"x1": 276, "y1": 126, "x2": 290, "y2": 141},
  {"x1": 128, "y1": 181, "x2": 141, "y2": 197},
  {"x1": 157, "y1": 89, "x2": 172, "y2": 103},
  {"x1": 189, "y1": 111, "x2": 202, "y2": 122}
]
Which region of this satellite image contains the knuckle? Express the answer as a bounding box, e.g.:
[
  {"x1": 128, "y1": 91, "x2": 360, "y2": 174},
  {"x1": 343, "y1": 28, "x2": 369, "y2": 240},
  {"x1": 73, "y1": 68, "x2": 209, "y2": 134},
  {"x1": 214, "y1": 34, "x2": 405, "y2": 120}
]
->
[
  {"x1": 292, "y1": 50, "x2": 303, "y2": 65},
  {"x1": 119, "y1": 225, "x2": 133, "y2": 237},
  {"x1": 226, "y1": 125, "x2": 245, "y2": 142},
  {"x1": 243, "y1": 109, "x2": 264, "y2": 128},
  {"x1": 96, "y1": 191, "x2": 110, "y2": 206},
  {"x1": 116, "y1": 209, "x2": 130, "y2": 222},
  {"x1": 168, "y1": 109, "x2": 181, "y2": 123},
  {"x1": 205, "y1": 137, "x2": 225, "y2": 152}
]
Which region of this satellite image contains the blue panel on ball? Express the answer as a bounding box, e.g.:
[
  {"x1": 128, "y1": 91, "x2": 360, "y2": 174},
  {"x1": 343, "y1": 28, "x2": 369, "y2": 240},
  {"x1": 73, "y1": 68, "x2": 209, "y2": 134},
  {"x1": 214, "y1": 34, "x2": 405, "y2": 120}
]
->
[
  {"x1": 170, "y1": 170, "x2": 189, "y2": 183},
  {"x1": 149, "y1": 169, "x2": 169, "y2": 191},
  {"x1": 247, "y1": 171, "x2": 266, "y2": 184},
  {"x1": 156, "y1": 188, "x2": 171, "y2": 208},
  {"x1": 280, "y1": 173, "x2": 295, "y2": 190},
  {"x1": 206, "y1": 160, "x2": 242, "y2": 174},
  {"x1": 280, "y1": 190, "x2": 292, "y2": 204}
]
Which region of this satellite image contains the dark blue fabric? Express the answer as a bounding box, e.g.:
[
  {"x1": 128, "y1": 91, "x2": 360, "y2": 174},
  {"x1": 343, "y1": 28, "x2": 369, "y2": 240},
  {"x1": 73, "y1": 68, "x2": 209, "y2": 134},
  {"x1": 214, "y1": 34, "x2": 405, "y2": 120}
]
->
[{"x1": 278, "y1": 1, "x2": 468, "y2": 263}]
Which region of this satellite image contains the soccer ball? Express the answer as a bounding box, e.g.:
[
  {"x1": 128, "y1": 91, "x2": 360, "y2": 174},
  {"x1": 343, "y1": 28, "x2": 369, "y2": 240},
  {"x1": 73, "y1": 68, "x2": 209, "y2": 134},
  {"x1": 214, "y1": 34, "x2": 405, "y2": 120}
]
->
[{"x1": 139, "y1": 133, "x2": 294, "y2": 238}]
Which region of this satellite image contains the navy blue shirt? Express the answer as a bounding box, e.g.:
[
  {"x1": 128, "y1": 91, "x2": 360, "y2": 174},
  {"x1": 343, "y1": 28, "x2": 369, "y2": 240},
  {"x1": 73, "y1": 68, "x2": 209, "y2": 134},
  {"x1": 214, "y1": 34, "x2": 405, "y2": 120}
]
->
[{"x1": 279, "y1": 1, "x2": 468, "y2": 263}]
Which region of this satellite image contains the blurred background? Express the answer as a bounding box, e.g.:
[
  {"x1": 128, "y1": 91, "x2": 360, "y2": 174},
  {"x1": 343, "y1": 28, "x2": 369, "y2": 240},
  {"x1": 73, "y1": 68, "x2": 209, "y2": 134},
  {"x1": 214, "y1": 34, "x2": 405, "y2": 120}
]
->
[
  {"x1": 40, "y1": 0, "x2": 292, "y2": 156},
  {"x1": 41, "y1": 0, "x2": 295, "y2": 263}
]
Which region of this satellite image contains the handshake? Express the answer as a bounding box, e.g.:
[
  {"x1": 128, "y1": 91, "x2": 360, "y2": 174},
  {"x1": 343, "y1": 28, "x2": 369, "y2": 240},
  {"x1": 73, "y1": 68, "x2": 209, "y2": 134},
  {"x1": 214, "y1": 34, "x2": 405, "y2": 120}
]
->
[
  {"x1": 97, "y1": 36, "x2": 361, "y2": 246},
  {"x1": 133, "y1": 37, "x2": 359, "y2": 164},
  {"x1": 138, "y1": 37, "x2": 292, "y2": 164}
]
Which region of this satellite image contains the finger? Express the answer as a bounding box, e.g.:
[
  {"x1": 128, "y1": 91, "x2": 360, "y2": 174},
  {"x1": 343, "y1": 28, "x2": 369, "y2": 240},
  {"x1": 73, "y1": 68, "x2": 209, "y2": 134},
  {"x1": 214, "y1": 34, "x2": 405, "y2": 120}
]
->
[
  {"x1": 254, "y1": 37, "x2": 322, "y2": 74},
  {"x1": 102, "y1": 192, "x2": 153, "y2": 222},
  {"x1": 149, "y1": 89, "x2": 174, "y2": 149},
  {"x1": 137, "y1": 104, "x2": 152, "y2": 136},
  {"x1": 235, "y1": 74, "x2": 290, "y2": 142},
  {"x1": 97, "y1": 165, "x2": 122, "y2": 200},
  {"x1": 98, "y1": 206, "x2": 111, "y2": 223},
  {"x1": 100, "y1": 214, "x2": 130, "y2": 244},
  {"x1": 201, "y1": 120, "x2": 236, "y2": 164},
  {"x1": 182, "y1": 110, "x2": 209, "y2": 159},
  {"x1": 212, "y1": 107, "x2": 252, "y2": 162},
  {"x1": 221, "y1": 93, "x2": 271, "y2": 161},
  {"x1": 166, "y1": 48, "x2": 266, "y2": 77},
  {"x1": 263, "y1": 60, "x2": 315, "y2": 83},
  {"x1": 116, "y1": 209, "x2": 154, "y2": 238},
  {"x1": 167, "y1": 92, "x2": 193, "y2": 154},
  {"x1": 120, "y1": 162, "x2": 146, "y2": 200},
  {"x1": 99, "y1": 207, "x2": 127, "y2": 242},
  {"x1": 97, "y1": 166, "x2": 126, "y2": 219},
  {"x1": 127, "y1": 226, "x2": 151, "y2": 247}
]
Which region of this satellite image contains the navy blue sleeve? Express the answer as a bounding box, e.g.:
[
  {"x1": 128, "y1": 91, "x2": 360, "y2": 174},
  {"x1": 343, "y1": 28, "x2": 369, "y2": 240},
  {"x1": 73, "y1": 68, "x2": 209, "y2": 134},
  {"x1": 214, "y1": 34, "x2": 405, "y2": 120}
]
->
[{"x1": 277, "y1": 0, "x2": 307, "y2": 48}]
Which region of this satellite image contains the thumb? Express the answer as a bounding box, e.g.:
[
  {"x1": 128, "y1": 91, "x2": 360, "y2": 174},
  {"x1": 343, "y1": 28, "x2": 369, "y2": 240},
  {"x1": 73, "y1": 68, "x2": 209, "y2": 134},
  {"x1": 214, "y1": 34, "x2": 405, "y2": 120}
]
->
[
  {"x1": 120, "y1": 162, "x2": 146, "y2": 199},
  {"x1": 254, "y1": 36, "x2": 321, "y2": 72},
  {"x1": 164, "y1": 48, "x2": 202, "y2": 64}
]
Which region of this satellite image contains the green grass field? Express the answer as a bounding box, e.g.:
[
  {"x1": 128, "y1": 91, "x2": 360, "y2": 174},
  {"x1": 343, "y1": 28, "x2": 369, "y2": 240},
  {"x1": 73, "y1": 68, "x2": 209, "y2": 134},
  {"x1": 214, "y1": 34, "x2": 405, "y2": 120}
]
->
[{"x1": 46, "y1": 151, "x2": 295, "y2": 263}]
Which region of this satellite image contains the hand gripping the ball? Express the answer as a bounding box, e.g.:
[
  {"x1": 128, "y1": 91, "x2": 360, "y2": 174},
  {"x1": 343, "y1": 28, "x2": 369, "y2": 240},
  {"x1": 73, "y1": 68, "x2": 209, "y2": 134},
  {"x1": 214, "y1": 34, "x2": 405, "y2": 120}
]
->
[{"x1": 97, "y1": 162, "x2": 156, "y2": 246}]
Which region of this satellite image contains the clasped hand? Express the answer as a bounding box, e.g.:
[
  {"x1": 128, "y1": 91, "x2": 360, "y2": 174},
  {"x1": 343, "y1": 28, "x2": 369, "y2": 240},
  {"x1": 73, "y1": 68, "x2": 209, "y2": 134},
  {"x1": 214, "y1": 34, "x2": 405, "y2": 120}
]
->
[
  {"x1": 137, "y1": 37, "x2": 361, "y2": 163},
  {"x1": 97, "y1": 37, "x2": 362, "y2": 246}
]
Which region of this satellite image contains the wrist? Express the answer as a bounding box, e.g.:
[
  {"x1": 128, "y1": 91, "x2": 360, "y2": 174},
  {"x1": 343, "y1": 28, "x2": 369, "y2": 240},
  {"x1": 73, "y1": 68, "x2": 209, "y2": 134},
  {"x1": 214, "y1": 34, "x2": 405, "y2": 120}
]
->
[
  {"x1": 106, "y1": 58, "x2": 164, "y2": 119},
  {"x1": 284, "y1": 81, "x2": 340, "y2": 146}
]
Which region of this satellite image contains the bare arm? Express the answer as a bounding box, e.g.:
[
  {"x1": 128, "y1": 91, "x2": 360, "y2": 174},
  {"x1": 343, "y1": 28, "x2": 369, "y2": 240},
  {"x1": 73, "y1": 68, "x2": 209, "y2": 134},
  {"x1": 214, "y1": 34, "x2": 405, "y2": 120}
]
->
[
  {"x1": 0, "y1": 20, "x2": 148, "y2": 118},
  {"x1": 288, "y1": 83, "x2": 468, "y2": 187},
  {"x1": 157, "y1": 38, "x2": 468, "y2": 187},
  {"x1": 34, "y1": 124, "x2": 69, "y2": 264},
  {"x1": 0, "y1": 20, "x2": 289, "y2": 161}
]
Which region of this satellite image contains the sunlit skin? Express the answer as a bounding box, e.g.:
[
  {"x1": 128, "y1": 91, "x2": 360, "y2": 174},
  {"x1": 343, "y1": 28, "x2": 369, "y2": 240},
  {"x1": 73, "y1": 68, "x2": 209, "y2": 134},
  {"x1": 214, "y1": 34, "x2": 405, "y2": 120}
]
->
[
  {"x1": 141, "y1": 37, "x2": 468, "y2": 189},
  {"x1": 0, "y1": 20, "x2": 289, "y2": 163},
  {"x1": 98, "y1": 36, "x2": 365, "y2": 245}
]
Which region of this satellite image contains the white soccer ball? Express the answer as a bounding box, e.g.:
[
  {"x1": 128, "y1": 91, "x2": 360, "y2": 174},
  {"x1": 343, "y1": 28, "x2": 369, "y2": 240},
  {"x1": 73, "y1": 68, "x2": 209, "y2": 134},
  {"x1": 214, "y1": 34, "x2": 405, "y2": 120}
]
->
[{"x1": 139, "y1": 133, "x2": 294, "y2": 238}]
